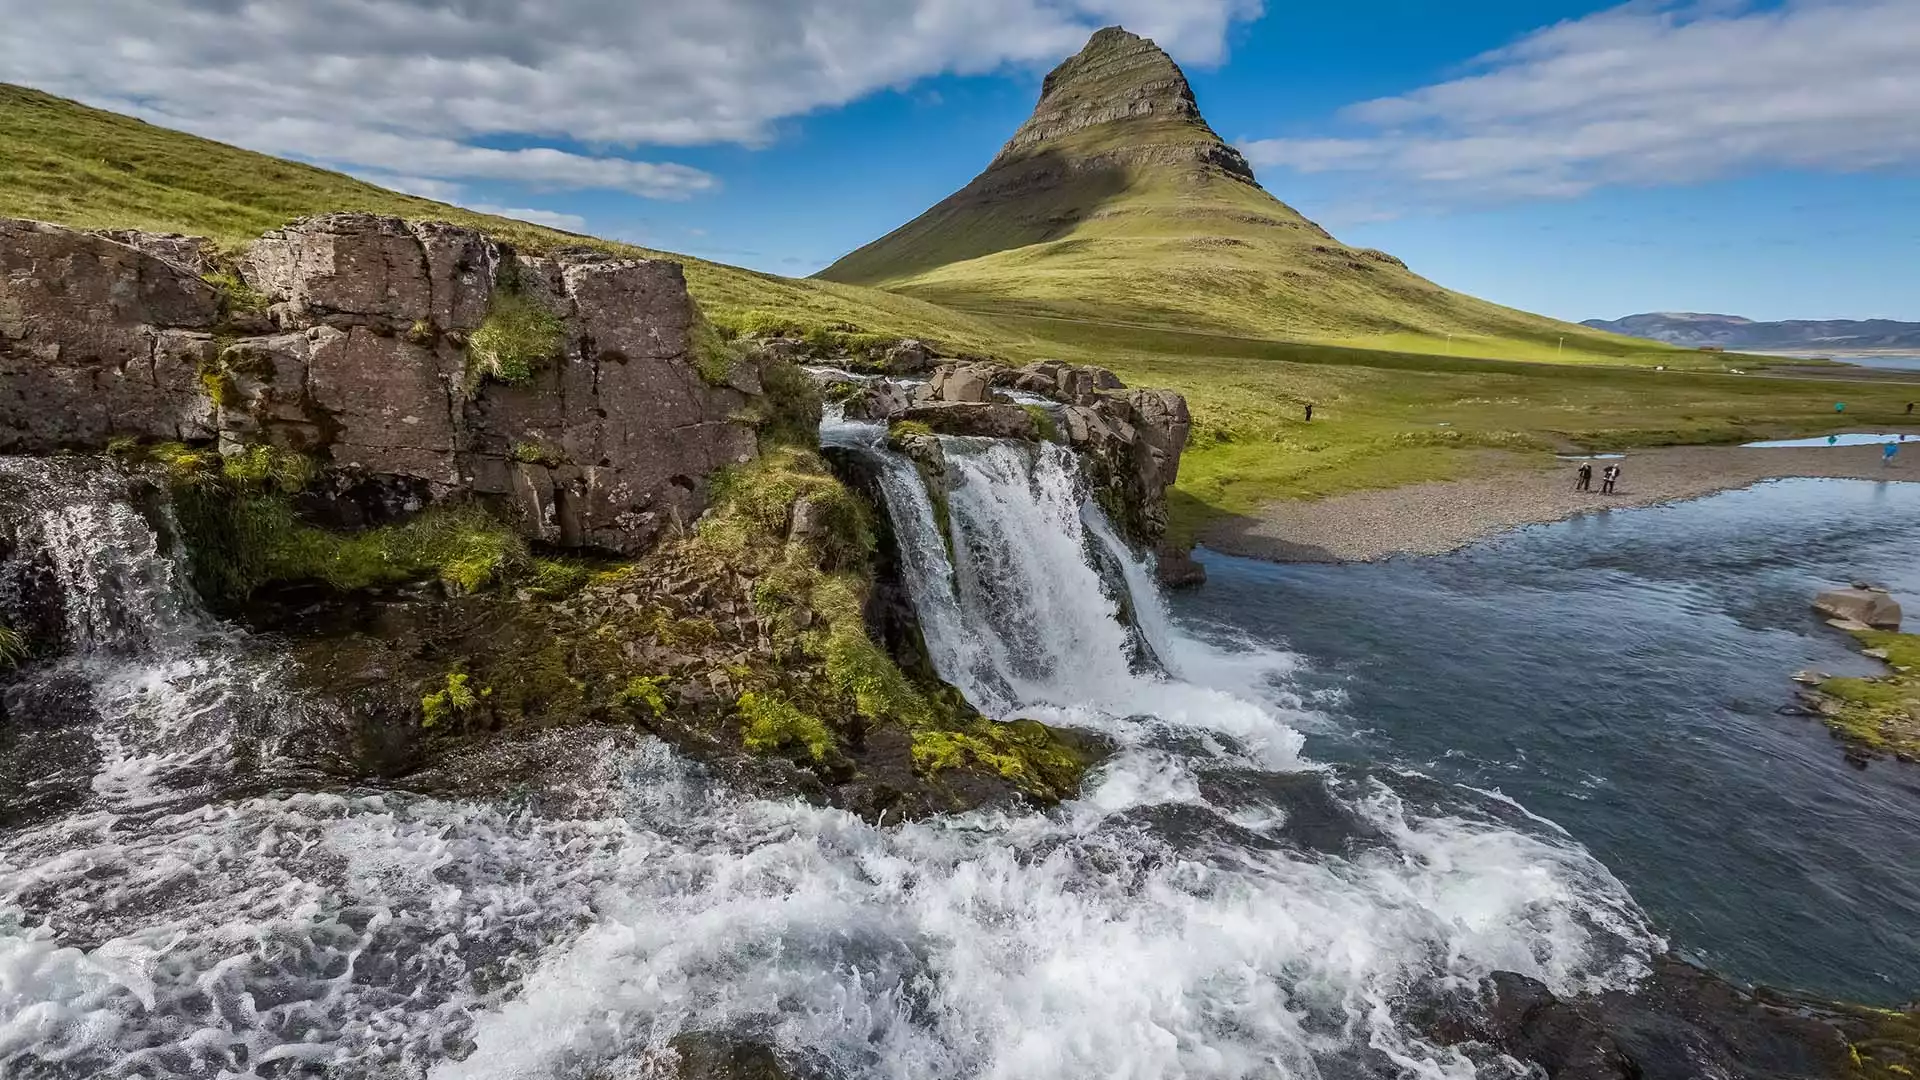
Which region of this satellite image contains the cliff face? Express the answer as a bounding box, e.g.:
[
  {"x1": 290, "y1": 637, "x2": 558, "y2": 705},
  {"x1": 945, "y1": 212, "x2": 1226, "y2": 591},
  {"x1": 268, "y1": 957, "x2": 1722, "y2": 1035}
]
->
[
  {"x1": 0, "y1": 213, "x2": 762, "y2": 553},
  {"x1": 988, "y1": 26, "x2": 1258, "y2": 183}
]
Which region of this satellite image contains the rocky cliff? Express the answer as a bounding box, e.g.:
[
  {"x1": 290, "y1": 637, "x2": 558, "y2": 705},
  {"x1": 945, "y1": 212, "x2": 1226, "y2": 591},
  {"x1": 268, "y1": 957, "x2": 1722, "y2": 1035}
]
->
[{"x1": 0, "y1": 213, "x2": 762, "y2": 552}]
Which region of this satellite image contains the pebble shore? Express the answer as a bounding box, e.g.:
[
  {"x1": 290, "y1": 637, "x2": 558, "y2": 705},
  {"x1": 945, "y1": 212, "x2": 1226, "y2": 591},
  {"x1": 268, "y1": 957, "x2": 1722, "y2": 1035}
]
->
[{"x1": 1202, "y1": 442, "x2": 1920, "y2": 563}]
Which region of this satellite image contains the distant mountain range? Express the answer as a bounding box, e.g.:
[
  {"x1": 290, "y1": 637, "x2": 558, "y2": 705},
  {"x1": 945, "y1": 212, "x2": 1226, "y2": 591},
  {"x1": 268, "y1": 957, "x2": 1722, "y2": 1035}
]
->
[{"x1": 1582, "y1": 312, "x2": 1920, "y2": 352}]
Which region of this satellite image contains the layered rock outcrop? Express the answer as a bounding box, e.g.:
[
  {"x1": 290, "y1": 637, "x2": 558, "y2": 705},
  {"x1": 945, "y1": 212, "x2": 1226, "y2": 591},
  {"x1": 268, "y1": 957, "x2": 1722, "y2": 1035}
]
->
[{"x1": 0, "y1": 213, "x2": 763, "y2": 553}]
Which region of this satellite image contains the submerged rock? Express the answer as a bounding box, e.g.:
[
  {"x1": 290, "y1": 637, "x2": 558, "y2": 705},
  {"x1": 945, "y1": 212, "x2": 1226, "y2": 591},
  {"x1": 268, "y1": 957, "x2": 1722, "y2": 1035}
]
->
[{"x1": 1441, "y1": 955, "x2": 1918, "y2": 1079}]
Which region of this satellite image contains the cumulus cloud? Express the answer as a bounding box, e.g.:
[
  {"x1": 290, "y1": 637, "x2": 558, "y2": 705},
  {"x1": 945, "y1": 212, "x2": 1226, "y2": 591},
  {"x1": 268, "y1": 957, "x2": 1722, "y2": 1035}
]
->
[
  {"x1": 1241, "y1": 0, "x2": 1920, "y2": 201},
  {"x1": 0, "y1": 0, "x2": 1259, "y2": 199}
]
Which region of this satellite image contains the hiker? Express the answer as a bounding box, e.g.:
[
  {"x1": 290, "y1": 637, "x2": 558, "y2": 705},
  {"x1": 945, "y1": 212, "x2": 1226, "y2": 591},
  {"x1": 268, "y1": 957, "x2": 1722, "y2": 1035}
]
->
[
  {"x1": 1576, "y1": 462, "x2": 1593, "y2": 492},
  {"x1": 1886, "y1": 442, "x2": 1901, "y2": 467},
  {"x1": 1601, "y1": 463, "x2": 1620, "y2": 494},
  {"x1": 1908, "y1": 402, "x2": 1914, "y2": 415},
  {"x1": 1304, "y1": 402, "x2": 1314, "y2": 422}
]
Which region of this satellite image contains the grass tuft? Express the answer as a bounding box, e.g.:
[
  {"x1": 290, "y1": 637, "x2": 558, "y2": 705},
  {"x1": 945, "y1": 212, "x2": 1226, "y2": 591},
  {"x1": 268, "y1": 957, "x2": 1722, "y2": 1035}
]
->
[{"x1": 467, "y1": 288, "x2": 565, "y2": 389}]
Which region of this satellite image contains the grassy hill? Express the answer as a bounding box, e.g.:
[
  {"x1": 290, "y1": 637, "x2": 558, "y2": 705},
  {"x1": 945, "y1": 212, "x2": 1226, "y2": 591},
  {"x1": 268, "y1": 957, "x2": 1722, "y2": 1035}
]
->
[
  {"x1": 6, "y1": 76, "x2": 1912, "y2": 545},
  {"x1": 817, "y1": 28, "x2": 1672, "y2": 366},
  {"x1": 0, "y1": 83, "x2": 1009, "y2": 354}
]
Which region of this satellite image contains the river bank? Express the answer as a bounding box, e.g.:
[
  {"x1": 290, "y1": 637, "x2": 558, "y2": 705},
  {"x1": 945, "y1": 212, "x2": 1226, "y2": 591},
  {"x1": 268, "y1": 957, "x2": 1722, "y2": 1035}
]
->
[{"x1": 1201, "y1": 440, "x2": 1920, "y2": 563}]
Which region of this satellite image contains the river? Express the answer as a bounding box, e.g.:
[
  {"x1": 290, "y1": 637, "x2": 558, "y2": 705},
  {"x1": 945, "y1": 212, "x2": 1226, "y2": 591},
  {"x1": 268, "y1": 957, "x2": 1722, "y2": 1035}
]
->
[{"x1": 0, "y1": 445, "x2": 1914, "y2": 1076}]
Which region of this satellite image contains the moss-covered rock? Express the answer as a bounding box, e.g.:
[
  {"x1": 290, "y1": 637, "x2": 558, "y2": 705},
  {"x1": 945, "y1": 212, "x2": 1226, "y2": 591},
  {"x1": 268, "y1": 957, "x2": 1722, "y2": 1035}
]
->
[
  {"x1": 1807, "y1": 630, "x2": 1920, "y2": 765},
  {"x1": 203, "y1": 437, "x2": 1097, "y2": 819}
]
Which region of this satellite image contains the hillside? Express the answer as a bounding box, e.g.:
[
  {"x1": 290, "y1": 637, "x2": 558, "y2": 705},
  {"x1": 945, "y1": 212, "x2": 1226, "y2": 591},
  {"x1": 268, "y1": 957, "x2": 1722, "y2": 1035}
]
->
[
  {"x1": 1585, "y1": 312, "x2": 1920, "y2": 352},
  {"x1": 0, "y1": 83, "x2": 1007, "y2": 354},
  {"x1": 818, "y1": 27, "x2": 1667, "y2": 364}
]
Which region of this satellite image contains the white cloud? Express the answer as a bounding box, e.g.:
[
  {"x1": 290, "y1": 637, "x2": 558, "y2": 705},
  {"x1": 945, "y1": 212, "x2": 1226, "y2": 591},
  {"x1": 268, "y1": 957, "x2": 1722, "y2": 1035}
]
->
[
  {"x1": 0, "y1": 0, "x2": 1259, "y2": 200},
  {"x1": 465, "y1": 205, "x2": 591, "y2": 232},
  {"x1": 1241, "y1": 0, "x2": 1920, "y2": 202}
]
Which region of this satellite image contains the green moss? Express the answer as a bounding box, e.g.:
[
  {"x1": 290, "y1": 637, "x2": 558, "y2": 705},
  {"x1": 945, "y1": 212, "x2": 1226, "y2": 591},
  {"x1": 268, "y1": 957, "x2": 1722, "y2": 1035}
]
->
[
  {"x1": 909, "y1": 718, "x2": 1088, "y2": 801},
  {"x1": 421, "y1": 671, "x2": 488, "y2": 728},
  {"x1": 219, "y1": 445, "x2": 317, "y2": 491},
  {"x1": 0, "y1": 623, "x2": 26, "y2": 669},
  {"x1": 750, "y1": 359, "x2": 825, "y2": 450},
  {"x1": 1812, "y1": 630, "x2": 1920, "y2": 761},
  {"x1": 509, "y1": 440, "x2": 566, "y2": 466},
  {"x1": 406, "y1": 318, "x2": 437, "y2": 345},
  {"x1": 617, "y1": 675, "x2": 672, "y2": 718},
  {"x1": 689, "y1": 304, "x2": 744, "y2": 386},
  {"x1": 200, "y1": 370, "x2": 237, "y2": 408},
  {"x1": 703, "y1": 446, "x2": 873, "y2": 571},
  {"x1": 738, "y1": 689, "x2": 834, "y2": 762},
  {"x1": 201, "y1": 269, "x2": 268, "y2": 322},
  {"x1": 888, "y1": 420, "x2": 935, "y2": 443},
  {"x1": 526, "y1": 558, "x2": 593, "y2": 599},
  {"x1": 1023, "y1": 404, "x2": 1060, "y2": 442},
  {"x1": 467, "y1": 288, "x2": 564, "y2": 389}
]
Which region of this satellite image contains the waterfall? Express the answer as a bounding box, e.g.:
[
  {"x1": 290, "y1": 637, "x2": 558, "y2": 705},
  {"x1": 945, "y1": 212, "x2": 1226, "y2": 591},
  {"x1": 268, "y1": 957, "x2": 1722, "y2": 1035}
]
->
[
  {"x1": 0, "y1": 457, "x2": 295, "y2": 816},
  {"x1": 0, "y1": 437, "x2": 1663, "y2": 1079}
]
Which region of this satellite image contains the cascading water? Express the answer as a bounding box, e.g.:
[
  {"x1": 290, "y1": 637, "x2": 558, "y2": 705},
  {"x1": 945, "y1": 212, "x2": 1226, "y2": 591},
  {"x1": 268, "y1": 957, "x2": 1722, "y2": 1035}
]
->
[{"x1": 0, "y1": 435, "x2": 1664, "y2": 1079}]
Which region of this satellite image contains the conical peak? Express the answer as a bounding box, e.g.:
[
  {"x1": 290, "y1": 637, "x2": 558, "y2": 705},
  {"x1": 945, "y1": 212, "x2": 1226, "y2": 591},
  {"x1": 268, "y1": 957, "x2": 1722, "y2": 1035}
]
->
[{"x1": 991, "y1": 26, "x2": 1250, "y2": 182}]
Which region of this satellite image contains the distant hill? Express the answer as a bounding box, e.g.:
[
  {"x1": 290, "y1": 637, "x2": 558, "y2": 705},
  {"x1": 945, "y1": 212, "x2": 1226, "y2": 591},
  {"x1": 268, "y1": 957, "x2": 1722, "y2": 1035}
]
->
[
  {"x1": 1583, "y1": 312, "x2": 1920, "y2": 352},
  {"x1": 819, "y1": 27, "x2": 1657, "y2": 361}
]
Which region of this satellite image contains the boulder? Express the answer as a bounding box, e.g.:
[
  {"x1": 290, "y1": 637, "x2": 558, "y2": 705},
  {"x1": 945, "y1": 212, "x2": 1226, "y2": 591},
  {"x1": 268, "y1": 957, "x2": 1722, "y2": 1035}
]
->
[
  {"x1": 882, "y1": 338, "x2": 936, "y2": 375},
  {"x1": 901, "y1": 402, "x2": 1038, "y2": 440},
  {"x1": 841, "y1": 379, "x2": 913, "y2": 422},
  {"x1": 927, "y1": 360, "x2": 1000, "y2": 403},
  {"x1": 0, "y1": 219, "x2": 222, "y2": 451},
  {"x1": 1814, "y1": 587, "x2": 1902, "y2": 630}
]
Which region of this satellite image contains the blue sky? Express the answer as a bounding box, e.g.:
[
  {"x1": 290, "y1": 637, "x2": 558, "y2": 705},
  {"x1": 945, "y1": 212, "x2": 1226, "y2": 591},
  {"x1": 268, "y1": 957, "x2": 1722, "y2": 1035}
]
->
[{"x1": 5, "y1": 0, "x2": 1916, "y2": 323}]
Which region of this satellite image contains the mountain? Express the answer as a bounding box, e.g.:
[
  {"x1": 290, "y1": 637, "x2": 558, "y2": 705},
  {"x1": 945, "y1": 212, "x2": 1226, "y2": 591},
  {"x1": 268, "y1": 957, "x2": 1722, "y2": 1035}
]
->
[
  {"x1": 818, "y1": 27, "x2": 1649, "y2": 358},
  {"x1": 0, "y1": 82, "x2": 1004, "y2": 353},
  {"x1": 1583, "y1": 312, "x2": 1920, "y2": 352}
]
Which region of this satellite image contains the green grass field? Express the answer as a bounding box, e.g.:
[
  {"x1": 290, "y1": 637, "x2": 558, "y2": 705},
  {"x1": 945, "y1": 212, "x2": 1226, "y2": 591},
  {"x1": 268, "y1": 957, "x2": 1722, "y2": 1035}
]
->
[{"x1": 5, "y1": 80, "x2": 1912, "y2": 547}]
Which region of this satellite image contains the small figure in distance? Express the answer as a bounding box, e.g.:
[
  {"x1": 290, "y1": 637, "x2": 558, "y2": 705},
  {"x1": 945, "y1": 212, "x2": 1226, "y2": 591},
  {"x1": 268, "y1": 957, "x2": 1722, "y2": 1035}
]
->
[
  {"x1": 1601, "y1": 463, "x2": 1620, "y2": 495},
  {"x1": 1828, "y1": 434, "x2": 1839, "y2": 446},
  {"x1": 1575, "y1": 461, "x2": 1593, "y2": 492},
  {"x1": 1304, "y1": 402, "x2": 1314, "y2": 422},
  {"x1": 1886, "y1": 441, "x2": 1900, "y2": 468},
  {"x1": 1907, "y1": 402, "x2": 1914, "y2": 415}
]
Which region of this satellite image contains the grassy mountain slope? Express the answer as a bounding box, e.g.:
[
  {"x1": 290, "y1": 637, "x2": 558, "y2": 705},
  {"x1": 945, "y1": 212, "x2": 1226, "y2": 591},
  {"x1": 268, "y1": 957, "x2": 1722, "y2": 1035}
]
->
[
  {"x1": 0, "y1": 83, "x2": 1008, "y2": 353},
  {"x1": 818, "y1": 28, "x2": 1671, "y2": 365}
]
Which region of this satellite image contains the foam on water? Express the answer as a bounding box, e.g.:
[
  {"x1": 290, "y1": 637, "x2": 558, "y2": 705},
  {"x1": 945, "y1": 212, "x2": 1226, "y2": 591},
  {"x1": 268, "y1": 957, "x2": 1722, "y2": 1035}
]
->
[{"x1": 0, "y1": 449, "x2": 1665, "y2": 1077}]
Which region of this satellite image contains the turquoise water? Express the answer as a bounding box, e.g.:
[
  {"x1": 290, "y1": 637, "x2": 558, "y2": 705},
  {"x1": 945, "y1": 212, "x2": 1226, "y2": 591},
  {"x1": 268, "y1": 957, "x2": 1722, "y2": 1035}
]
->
[
  {"x1": 1744, "y1": 432, "x2": 1916, "y2": 448},
  {"x1": 1178, "y1": 478, "x2": 1920, "y2": 1004}
]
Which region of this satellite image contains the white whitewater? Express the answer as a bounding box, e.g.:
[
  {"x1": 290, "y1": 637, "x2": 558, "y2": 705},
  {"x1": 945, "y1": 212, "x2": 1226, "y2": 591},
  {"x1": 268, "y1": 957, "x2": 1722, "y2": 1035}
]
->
[{"x1": 0, "y1": 446, "x2": 1662, "y2": 1079}]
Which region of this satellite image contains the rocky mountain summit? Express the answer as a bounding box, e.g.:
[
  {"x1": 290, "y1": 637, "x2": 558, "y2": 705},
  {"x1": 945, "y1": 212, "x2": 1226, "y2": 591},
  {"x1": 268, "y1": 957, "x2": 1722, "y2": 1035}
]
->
[{"x1": 988, "y1": 26, "x2": 1258, "y2": 183}]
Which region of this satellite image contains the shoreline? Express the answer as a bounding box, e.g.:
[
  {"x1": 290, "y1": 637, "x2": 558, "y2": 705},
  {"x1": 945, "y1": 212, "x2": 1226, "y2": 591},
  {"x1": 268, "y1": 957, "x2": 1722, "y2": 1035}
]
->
[{"x1": 1200, "y1": 441, "x2": 1920, "y2": 564}]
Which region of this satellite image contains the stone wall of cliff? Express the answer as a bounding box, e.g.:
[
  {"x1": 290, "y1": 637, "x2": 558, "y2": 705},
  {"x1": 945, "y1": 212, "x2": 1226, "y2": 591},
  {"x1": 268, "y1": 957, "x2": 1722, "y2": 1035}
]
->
[{"x1": 0, "y1": 213, "x2": 764, "y2": 553}]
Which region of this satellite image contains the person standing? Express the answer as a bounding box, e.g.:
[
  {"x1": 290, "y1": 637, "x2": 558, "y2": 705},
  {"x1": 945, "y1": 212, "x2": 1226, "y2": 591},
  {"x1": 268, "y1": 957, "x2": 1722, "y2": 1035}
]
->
[
  {"x1": 1576, "y1": 461, "x2": 1593, "y2": 492},
  {"x1": 1907, "y1": 402, "x2": 1914, "y2": 415},
  {"x1": 1304, "y1": 402, "x2": 1314, "y2": 422},
  {"x1": 1886, "y1": 441, "x2": 1901, "y2": 468},
  {"x1": 1601, "y1": 463, "x2": 1620, "y2": 494}
]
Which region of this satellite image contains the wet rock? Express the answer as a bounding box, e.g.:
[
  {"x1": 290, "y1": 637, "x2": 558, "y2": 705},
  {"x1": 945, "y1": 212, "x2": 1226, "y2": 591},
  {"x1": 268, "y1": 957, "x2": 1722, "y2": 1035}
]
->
[
  {"x1": 669, "y1": 1031, "x2": 833, "y2": 1080},
  {"x1": 1446, "y1": 955, "x2": 1904, "y2": 1080},
  {"x1": 901, "y1": 402, "x2": 1037, "y2": 440},
  {"x1": 1154, "y1": 544, "x2": 1207, "y2": 589},
  {"x1": 882, "y1": 338, "x2": 936, "y2": 375},
  {"x1": 840, "y1": 379, "x2": 913, "y2": 422},
  {"x1": 1813, "y1": 586, "x2": 1901, "y2": 630},
  {"x1": 926, "y1": 360, "x2": 1000, "y2": 403}
]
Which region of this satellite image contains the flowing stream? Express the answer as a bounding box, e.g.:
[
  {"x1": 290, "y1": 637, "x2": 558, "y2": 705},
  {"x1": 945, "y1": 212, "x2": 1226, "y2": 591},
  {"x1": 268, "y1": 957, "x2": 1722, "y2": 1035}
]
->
[{"x1": 1, "y1": 431, "x2": 1673, "y2": 1078}]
